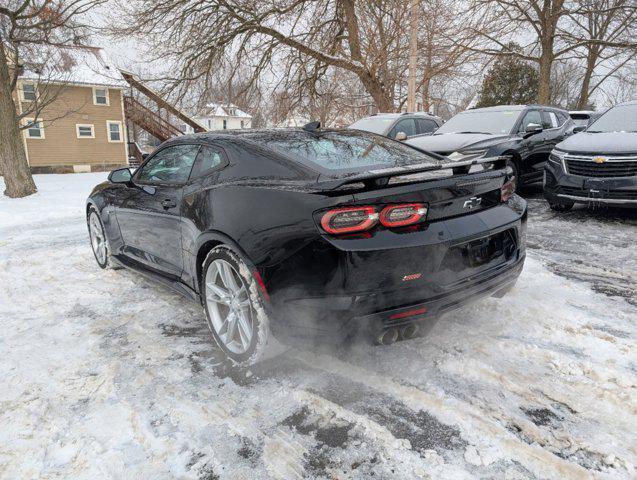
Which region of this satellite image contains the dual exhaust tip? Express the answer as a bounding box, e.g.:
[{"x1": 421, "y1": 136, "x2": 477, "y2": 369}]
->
[{"x1": 376, "y1": 324, "x2": 419, "y2": 345}]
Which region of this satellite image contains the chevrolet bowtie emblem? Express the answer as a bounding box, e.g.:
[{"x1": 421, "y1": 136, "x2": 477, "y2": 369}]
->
[
  {"x1": 463, "y1": 197, "x2": 482, "y2": 209},
  {"x1": 593, "y1": 156, "x2": 607, "y2": 164}
]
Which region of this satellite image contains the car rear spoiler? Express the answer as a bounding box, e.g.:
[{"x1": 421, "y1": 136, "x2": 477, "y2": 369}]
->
[{"x1": 315, "y1": 155, "x2": 509, "y2": 191}]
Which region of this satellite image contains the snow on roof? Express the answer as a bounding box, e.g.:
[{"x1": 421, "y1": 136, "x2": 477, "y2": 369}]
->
[
  {"x1": 19, "y1": 45, "x2": 127, "y2": 88},
  {"x1": 200, "y1": 103, "x2": 252, "y2": 119}
]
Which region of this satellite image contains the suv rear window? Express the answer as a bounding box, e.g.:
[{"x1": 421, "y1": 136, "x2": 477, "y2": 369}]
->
[{"x1": 265, "y1": 130, "x2": 438, "y2": 173}]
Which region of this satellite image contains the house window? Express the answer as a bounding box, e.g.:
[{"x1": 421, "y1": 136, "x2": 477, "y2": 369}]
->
[
  {"x1": 240, "y1": 120, "x2": 244, "y2": 129},
  {"x1": 93, "y1": 87, "x2": 109, "y2": 106},
  {"x1": 76, "y1": 124, "x2": 95, "y2": 138},
  {"x1": 207, "y1": 119, "x2": 212, "y2": 129},
  {"x1": 25, "y1": 119, "x2": 44, "y2": 139},
  {"x1": 22, "y1": 83, "x2": 36, "y2": 102},
  {"x1": 107, "y1": 121, "x2": 123, "y2": 142},
  {"x1": 223, "y1": 119, "x2": 227, "y2": 129}
]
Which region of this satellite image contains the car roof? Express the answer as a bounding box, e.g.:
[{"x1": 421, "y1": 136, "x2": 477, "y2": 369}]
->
[
  {"x1": 467, "y1": 104, "x2": 568, "y2": 113},
  {"x1": 361, "y1": 112, "x2": 440, "y2": 119}
]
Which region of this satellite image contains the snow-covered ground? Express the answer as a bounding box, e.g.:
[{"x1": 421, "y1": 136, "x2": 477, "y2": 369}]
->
[{"x1": 1, "y1": 174, "x2": 635, "y2": 480}]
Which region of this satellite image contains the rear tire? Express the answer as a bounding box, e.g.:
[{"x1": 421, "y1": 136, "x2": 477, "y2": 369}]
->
[
  {"x1": 549, "y1": 201, "x2": 573, "y2": 212},
  {"x1": 201, "y1": 246, "x2": 271, "y2": 367}
]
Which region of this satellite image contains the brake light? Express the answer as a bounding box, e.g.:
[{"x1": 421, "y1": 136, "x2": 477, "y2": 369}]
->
[
  {"x1": 501, "y1": 179, "x2": 515, "y2": 202},
  {"x1": 380, "y1": 203, "x2": 427, "y2": 227},
  {"x1": 320, "y1": 206, "x2": 379, "y2": 234}
]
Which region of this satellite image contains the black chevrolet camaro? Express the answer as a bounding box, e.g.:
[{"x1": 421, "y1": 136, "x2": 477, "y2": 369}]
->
[{"x1": 86, "y1": 127, "x2": 527, "y2": 366}]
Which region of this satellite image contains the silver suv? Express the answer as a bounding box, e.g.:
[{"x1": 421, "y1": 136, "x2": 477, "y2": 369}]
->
[{"x1": 349, "y1": 112, "x2": 443, "y2": 140}]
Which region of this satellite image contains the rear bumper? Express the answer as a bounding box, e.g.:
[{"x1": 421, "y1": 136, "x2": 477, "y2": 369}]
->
[
  {"x1": 347, "y1": 252, "x2": 524, "y2": 335},
  {"x1": 544, "y1": 160, "x2": 637, "y2": 207},
  {"x1": 267, "y1": 200, "x2": 527, "y2": 341}
]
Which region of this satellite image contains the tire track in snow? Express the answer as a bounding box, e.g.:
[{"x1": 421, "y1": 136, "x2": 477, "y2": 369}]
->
[{"x1": 290, "y1": 350, "x2": 594, "y2": 479}]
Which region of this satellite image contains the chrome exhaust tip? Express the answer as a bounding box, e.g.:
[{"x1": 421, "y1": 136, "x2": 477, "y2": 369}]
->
[
  {"x1": 376, "y1": 328, "x2": 399, "y2": 345},
  {"x1": 400, "y1": 324, "x2": 419, "y2": 340}
]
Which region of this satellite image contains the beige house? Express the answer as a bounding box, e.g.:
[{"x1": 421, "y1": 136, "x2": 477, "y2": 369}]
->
[{"x1": 16, "y1": 46, "x2": 129, "y2": 173}]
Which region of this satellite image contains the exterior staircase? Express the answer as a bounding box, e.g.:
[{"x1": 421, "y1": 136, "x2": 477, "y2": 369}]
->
[
  {"x1": 119, "y1": 70, "x2": 206, "y2": 161},
  {"x1": 123, "y1": 95, "x2": 184, "y2": 142}
]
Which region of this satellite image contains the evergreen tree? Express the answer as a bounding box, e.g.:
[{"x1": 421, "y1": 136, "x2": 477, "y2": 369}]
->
[{"x1": 476, "y1": 53, "x2": 539, "y2": 107}]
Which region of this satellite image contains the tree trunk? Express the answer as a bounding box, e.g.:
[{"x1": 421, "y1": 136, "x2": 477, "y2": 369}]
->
[
  {"x1": 422, "y1": 77, "x2": 431, "y2": 112},
  {"x1": 537, "y1": 49, "x2": 553, "y2": 104},
  {"x1": 359, "y1": 72, "x2": 394, "y2": 112},
  {"x1": 0, "y1": 44, "x2": 36, "y2": 198},
  {"x1": 576, "y1": 47, "x2": 598, "y2": 110}
]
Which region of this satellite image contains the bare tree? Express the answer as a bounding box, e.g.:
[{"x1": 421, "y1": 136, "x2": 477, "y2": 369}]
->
[
  {"x1": 564, "y1": 0, "x2": 637, "y2": 108},
  {"x1": 0, "y1": 0, "x2": 103, "y2": 198},
  {"x1": 412, "y1": 0, "x2": 489, "y2": 113},
  {"x1": 113, "y1": 0, "x2": 420, "y2": 113},
  {"x1": 470, "y1": 0, "x2": 637, "y2": 105}
]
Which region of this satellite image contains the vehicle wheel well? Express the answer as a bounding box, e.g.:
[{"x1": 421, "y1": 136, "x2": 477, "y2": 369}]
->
[
  {"x1": 503, "y1": 150, "x2": 521, "y2": 168},
  {"x1": 196, "y1": 240, "x2": 223, "y2": 288}
]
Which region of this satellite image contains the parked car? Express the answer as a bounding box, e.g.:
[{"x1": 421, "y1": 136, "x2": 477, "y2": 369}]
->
[
  {"x1": 544, "y1": 101, "x2": 637, "y2": 211},
  {"x1": 407, "y1": 105, "x2": 575, "y2": 191},
  {"x1": 86, "y1": 127, "x2": 526, "y2": 366},
  {"x1": 569, "y1": 110, "x2": 603, "y2": 128},
  {"x1": 349, "y1": 112, "x2": 443, "y2": 140}
]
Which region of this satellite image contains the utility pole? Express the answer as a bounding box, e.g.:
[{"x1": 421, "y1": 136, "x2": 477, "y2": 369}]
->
[{"x1": 407, "y1": 0, "x2": 419, "y2": 113}]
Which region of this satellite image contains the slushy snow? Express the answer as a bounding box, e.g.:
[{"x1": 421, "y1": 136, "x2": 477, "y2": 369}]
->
[{"x1": 0, "y1": 173, "x2": 635, "y2": 479}]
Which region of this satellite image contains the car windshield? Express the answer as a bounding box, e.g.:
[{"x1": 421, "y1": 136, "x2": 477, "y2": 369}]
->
[
  {"x1": 570, "y1": 117, "x2": 590, "y2": 127},
  {"x1": 435, "y1": 110, "x2": 521, "y2": 135},
  {"x1": 587, "y1": 104, "x2": 637, "y2": 133},
  {"x1": 349, "y1": 116, "x2": 397, "y2": 134},
  {"x1": 265, "y1": 130, "x2": 439, "y2": 173}
]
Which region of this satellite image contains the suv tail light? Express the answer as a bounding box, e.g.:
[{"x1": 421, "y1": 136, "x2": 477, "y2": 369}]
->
[
  {"x1": 501, "y1": 179, "x2": 516, "y2": 202},
  {"x1": 380, "y1": 203, "x2": 427, "y2": 227},
  {"x1": 320, "y1": 206, "x2": 378, "y2": 234}
]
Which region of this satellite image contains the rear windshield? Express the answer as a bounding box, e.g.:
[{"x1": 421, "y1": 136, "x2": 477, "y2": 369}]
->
[
  {"x1": 587, "y1": 104, "x2": 637, "y2": 133},
  {"x1": 265, "y1": 130, "x2": 439, "y2": 173},
  {"x1": 349, "y1": 116, "x2": 396, "y2": 134}
]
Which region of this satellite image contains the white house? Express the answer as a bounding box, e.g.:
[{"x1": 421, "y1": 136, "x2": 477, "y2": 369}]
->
[{"x1": 184, "y1": 103, "x2": 252, "y2": 133}]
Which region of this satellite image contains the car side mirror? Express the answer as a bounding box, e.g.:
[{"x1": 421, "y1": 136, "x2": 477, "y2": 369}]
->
[
  {"x1": 525, "y1": 123, "x2": 542, "y2": 134},
  {"x1": 395, "y1": 131, "x2": 408, "y2": 141},
  {"x1": 108, "y1": 167, "x2": 132, "y2": 184},
  {"x1": 523, "y1": 123, "x2": 543, "y2": 138},
  {"x1": 573, "y1": 125, "x2": 586, "y2": 133}
]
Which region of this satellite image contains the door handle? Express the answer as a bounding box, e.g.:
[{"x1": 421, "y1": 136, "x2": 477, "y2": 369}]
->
[{"x1": 161, "y1": 199, "x2": 177, "y2": 209}]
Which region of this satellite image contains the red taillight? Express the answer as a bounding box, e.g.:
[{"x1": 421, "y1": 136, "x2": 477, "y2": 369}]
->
[
  {"x1": 320, "y1": 206, "x2": 379, "y2": 235},
  {"x1": 380, "y1": 203, "x2": 428, "y2": 227},
  {"x1": 501, "y1": 178, "x2": 516, "y2": 202},
  {"x1": 389, "y1": 307, "x2": 427, "y2": 320}
]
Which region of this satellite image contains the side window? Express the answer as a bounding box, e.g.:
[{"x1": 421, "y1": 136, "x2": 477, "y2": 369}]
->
[
  {"x1": 389, "y1": 119, "x2": 417, "y2": 138},
  {"x1": 416, "y1": 119, "x2": 438, "y2": 134},
  {"x1": 190, "y1": 146, "x2": 224, "y2": 179},
  {"x1": 136, "y1": 144, "x2": 200, "y2": 184},
  {"x1": 540, "y1": 111, "x2": 553, "y2": 129},
  {"x1": 548, "y1": 112, "x2": 560, "y2": 128},
  {"x1": 518, "y1": 110, "x2": 543, "y2": 133}
]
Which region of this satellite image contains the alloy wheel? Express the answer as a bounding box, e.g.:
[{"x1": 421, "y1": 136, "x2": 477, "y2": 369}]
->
[
  {"x1": 205, "y1": 259, "x2": 254, "y2": 354},
  {"x1": 89, "y1": 212, "x2": 107, "y2": 265}
]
